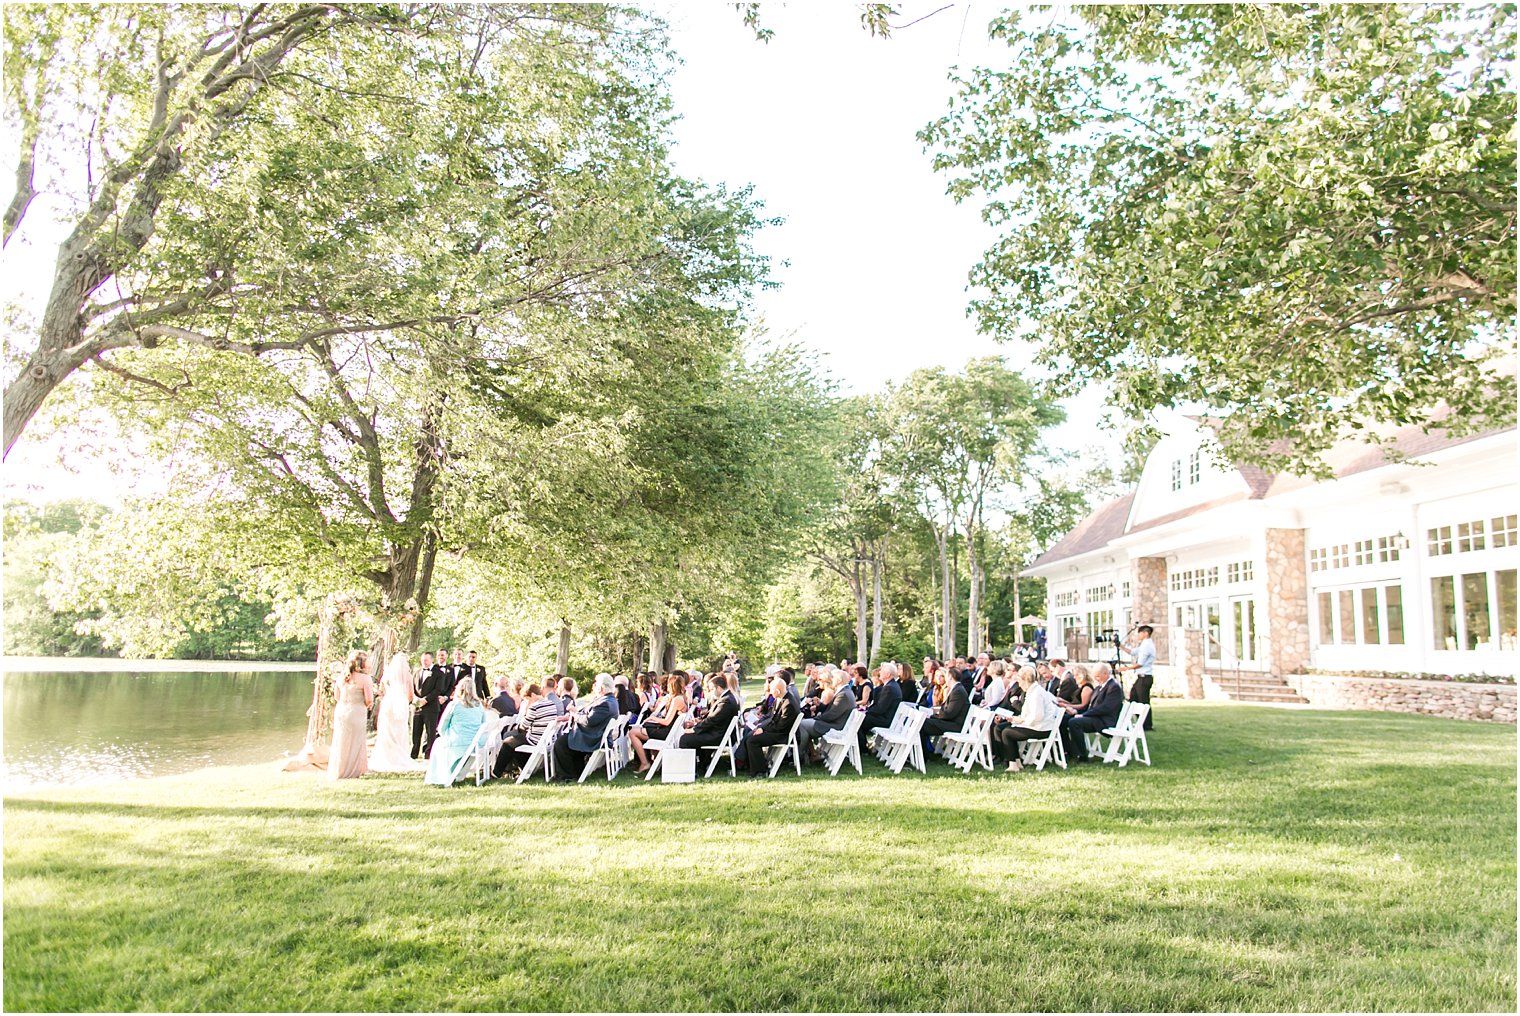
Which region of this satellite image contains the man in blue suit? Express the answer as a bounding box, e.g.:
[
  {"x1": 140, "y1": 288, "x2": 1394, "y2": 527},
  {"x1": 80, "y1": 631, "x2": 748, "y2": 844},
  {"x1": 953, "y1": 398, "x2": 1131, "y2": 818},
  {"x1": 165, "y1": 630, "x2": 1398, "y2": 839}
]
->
[
  {"x1": 551, "y1": 674, "x2": 619, "y2": 781},
  {"x1": 1060, "y1": 663, "x2": 1124, "y2": 763}
]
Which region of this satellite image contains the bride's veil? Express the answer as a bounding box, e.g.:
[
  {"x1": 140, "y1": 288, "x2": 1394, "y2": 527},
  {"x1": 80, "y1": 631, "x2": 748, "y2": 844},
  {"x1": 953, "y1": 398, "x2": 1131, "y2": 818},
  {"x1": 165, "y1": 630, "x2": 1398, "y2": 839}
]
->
[{"x1": 384, "y1": 653, "x2": 412, "y2": 685}]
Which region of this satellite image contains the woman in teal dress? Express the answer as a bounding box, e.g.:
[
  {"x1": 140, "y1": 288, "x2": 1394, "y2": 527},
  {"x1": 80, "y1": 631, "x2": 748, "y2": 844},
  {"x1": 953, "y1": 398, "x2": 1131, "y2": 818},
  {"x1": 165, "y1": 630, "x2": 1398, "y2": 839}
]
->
[{"x1": 425, "y1": 678, "x2": 488, "y2": 785}]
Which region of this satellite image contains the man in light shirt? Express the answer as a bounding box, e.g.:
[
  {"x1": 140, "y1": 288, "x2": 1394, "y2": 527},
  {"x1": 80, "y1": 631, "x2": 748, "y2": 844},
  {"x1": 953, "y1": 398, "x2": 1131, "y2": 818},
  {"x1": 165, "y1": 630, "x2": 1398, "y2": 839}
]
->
[{"x1": 1123, "y1": 625, "x2": 1157, "y2": 730}]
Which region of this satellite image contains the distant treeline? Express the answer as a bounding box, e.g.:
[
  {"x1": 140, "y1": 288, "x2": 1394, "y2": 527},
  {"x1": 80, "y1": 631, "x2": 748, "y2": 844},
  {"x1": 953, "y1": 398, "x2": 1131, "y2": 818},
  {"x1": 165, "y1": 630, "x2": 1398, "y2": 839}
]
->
[{"x1": 3, "y1": 499, "x2": 317, "y2": 662}]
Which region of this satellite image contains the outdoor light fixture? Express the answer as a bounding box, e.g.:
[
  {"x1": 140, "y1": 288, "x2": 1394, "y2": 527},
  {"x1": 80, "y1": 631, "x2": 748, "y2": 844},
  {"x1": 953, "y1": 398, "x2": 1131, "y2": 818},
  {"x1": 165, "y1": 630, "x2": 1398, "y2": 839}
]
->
[{"x1": 1393, "y1": 531, "x2": 1411, "y2": 550}]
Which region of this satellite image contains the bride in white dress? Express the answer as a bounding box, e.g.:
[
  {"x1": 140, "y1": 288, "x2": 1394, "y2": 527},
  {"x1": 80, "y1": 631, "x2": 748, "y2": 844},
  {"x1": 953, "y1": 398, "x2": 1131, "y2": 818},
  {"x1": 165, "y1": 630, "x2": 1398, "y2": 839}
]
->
[{"x1": 369, "y1": 652, "x2": 423, "y2": 772}]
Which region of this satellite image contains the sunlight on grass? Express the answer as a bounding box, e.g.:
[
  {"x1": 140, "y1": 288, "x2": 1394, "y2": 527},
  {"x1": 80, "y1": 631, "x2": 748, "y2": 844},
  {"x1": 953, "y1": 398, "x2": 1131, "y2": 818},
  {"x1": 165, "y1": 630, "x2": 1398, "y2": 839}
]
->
[{"x1": 4, "y1": 704, "x2": 1514, "y2": 1011}]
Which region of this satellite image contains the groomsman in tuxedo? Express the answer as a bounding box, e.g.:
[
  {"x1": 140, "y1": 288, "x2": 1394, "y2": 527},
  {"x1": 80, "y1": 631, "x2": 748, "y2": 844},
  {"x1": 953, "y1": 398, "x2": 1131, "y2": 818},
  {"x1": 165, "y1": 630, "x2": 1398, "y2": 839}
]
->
[
  {"x1": 422, "y1": 647, "x2": 454, "y2": 749},
  {"x1": 411, "y1": 651, "x2": 435, "y2": 759},
  {"x1": 459, "y1": 650, "x2": 488, "y2": 700}
]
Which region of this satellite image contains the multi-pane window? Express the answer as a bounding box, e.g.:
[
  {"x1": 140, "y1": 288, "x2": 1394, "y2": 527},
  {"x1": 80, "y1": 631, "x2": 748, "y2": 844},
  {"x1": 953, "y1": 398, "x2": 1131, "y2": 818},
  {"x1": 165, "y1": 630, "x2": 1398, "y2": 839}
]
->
[
  {"x1": 1170, "y1": 459, "x2": 1182, "y2": 491},
  {"x1": 1188, "y1": 450, "x2": 1201, "y2": 484},
  {"x1": 1309, "y1": 548, "x2": 1327, "y2": 573},
  {"x1": 1429, "y1": 569, "x2": 1517, "y2": 651},
  {"x1": 1121, "y1": 581, "x2": 1131, "y2": 599},
  {"x1": 1316, "y1": 584, "x2": 1406, "y2": 646},
  {"x1": 1054, "y1": 590, "x2": 1080, "y2": 608},
  {"x1": 1086, "y1": 609, "x2": 1115, "y2": 636},
  {"x1": 1313, "y1": 536, "x2": 1402, "y2": 570},
  {"x1": 1429, "y1": 517, "x2": 1514, "y2": 555},
  {"x1": 1354, "y1": 539, "x2": 1376, "y2": 566},
  {"x1": 1085, "y1": 584, "x2": 1114, "y2": 602},
  {"x1": 1376, "y1": 536, "x2": 1402, "y2": 562}
]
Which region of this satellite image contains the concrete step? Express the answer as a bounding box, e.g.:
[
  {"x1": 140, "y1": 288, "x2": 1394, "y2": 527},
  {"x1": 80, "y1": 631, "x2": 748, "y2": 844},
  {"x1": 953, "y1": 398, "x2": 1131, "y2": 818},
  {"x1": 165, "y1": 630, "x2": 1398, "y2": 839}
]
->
[{"x1": 1232, "y1": 690, "x2": 1310, "y2": 704}]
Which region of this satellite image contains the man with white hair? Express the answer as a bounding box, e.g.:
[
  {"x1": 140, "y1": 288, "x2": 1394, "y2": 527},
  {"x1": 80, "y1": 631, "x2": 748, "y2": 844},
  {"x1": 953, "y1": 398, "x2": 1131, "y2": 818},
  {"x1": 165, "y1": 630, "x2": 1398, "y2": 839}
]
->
[
  {"x1": 550, "y1": 673, "x2": 620, "y2": 781},
  {"x1": 858, "y1": 662, "x2": 903, "y2": 756}
]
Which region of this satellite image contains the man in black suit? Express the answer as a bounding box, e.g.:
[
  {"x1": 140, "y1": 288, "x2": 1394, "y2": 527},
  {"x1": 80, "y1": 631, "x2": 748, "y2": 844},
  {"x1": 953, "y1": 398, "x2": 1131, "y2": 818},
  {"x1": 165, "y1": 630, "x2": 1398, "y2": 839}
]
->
[
  {"x1": 423, "y1": 647, "x2": 455, "y2": 749},
  {"x1": 744, "y1": 676, "x2": 800, "y2": 778},
  {"x1": 678, "y1": 675, "x2": 740, "y2": 769},
  {"x1": 459, "y1": 650, "x2": 488, "y2": 700},
  {"x1": 551, "y1": 675, "x2": 620, "y2": 781},
  {"x1": 921, "y1": 675, "x2": 970, "y2": 762},
  {"x1": 967, "y1": 652, "x2": 991, "y2": 702},
  {"x1": 859, "y1": 662, "x2": 903, "y2": 756},
  {"x1": 410, "y1": 651, "x2": 435, "y2": 759},
  {"x1": 1061, "y1": 663, "x2": 1125, "y2": 762}
]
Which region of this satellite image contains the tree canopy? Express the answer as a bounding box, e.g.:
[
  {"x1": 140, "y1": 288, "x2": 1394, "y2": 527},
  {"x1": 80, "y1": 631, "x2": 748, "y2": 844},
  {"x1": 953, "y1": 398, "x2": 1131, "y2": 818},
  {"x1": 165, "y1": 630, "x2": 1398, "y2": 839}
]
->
[{"x1": 922, "y1": 3, "x2": 1516, "y2": 474}]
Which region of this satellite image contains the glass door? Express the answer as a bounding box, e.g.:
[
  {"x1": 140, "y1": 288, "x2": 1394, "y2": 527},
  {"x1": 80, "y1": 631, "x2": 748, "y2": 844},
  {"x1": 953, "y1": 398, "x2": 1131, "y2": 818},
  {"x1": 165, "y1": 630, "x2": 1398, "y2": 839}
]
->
[{"x1": 1231, "y1": 597, "x2": 1257, "y2": 663}]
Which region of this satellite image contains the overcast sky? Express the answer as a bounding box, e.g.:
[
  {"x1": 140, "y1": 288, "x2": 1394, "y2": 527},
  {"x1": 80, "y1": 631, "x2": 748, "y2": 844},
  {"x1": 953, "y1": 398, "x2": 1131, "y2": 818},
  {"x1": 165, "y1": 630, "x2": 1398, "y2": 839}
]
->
[{"x1": 4, "y1": 3, "x2": 1118, "y2": 504}]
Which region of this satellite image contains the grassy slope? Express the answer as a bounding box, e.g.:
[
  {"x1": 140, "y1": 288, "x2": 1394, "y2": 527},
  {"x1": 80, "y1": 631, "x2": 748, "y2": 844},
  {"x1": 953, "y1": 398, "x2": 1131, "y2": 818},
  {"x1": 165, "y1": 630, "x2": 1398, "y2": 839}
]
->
[{"x1": 3, "y1": 704, "x2": 1515, "y2": 1012}]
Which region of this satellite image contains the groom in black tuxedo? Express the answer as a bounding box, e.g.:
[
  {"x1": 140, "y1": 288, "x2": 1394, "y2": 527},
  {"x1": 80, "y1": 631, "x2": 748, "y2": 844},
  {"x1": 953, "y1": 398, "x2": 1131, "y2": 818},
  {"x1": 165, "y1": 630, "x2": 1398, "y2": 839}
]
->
[{"x1": 420, "y1": 647, "x2": 454, "y2": 754}]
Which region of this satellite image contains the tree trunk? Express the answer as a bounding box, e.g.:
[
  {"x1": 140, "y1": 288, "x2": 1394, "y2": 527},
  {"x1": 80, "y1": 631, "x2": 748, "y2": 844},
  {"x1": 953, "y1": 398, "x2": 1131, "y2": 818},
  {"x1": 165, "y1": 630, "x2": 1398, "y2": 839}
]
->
[
  {"x1": 633, "y1": 635, "x2": 647, "y2": 674},
  {"x1": 1012, "y1": 565, "x2": 1023, "y2": 647},
  {"x1": 556, "y1": 622, "x2": 571, "y2": 676},
  {"x1": 870, "y1": 551, "x2": 884, "y2": 666},
  {"x1": 852, "y1": 556, "x2": 869, "y2": 665},
  {"x1": 663, "y1": 638, "x2": 677, "y2": 672},
  {"x1": 406, "y1": 532, "x2": 439, "y2": 652},
  {"x1": 650, "y1": 621, "x2": 667, "y2": 675}
]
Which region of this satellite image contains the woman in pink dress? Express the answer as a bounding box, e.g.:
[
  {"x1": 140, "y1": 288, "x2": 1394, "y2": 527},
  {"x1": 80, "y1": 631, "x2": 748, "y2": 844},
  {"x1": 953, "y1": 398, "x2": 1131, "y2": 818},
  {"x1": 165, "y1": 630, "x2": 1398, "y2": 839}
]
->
[{"x1": 328, "y1": 650, "x2": 374, "y2": 780}]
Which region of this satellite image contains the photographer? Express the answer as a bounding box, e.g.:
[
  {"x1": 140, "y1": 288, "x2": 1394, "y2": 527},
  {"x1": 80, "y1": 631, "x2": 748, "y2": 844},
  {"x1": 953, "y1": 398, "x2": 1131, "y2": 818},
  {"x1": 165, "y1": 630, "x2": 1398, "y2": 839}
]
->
[{"x1": 1120, "y1": 625, "x2": 1156, "y2": 730}]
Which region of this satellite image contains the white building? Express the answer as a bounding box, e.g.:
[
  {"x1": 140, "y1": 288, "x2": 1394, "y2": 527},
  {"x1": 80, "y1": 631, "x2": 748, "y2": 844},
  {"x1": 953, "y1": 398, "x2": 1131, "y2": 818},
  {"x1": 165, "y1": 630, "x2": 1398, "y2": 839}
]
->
[{"x1": 1029, "y1": 414, "x2": 1518, "y2": 694}]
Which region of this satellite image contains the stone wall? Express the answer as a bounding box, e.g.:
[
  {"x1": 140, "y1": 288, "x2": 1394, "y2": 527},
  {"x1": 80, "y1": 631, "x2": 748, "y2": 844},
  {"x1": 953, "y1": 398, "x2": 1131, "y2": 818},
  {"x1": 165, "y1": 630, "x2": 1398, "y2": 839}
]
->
[
  {"x1": 1284, "y1": 673, "x2": 1516, "y2": 723},
  {"x1": 1264, "y1": 528, "x2": 1310, "y2": 676},
  {"x1": 1132, "y1": 557, "x2": 1169, "y2": 663}
]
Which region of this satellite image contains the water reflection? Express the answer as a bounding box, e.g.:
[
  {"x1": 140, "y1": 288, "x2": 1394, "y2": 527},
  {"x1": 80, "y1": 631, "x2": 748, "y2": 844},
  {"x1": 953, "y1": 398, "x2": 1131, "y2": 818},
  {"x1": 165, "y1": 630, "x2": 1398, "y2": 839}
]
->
[{"x1": 3, "y1": 670, "x2": 313, "y2": 791}]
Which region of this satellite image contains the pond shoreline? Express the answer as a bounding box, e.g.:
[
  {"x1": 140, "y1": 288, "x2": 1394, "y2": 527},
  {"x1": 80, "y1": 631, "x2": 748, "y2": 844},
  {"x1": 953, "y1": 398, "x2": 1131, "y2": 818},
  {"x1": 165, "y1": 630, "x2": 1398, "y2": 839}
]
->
[{"x1": 1, "y1": 656, "x2": 313, "y2": 674}]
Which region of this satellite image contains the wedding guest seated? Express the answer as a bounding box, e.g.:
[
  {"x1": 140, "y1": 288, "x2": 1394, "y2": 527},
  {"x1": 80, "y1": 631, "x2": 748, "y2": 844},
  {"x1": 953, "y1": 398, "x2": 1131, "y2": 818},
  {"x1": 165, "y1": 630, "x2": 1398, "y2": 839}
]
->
[
  {"x1": 613, "y1": 674, "x2": 640, "y2": 719},
  {"x1": 800, "y1": 670, "x2": 856, "y2": 760},
  {"x1": 633, "y1": 673, "x2": 658, "y2": 717},
  {"x1": 1057, "y1": 665, "x2": 1095, "y2": 716},
  {"x1": 851, "y1": 664, "x2": 872, "y2": 709},
  {"x1": 630, "y1": 674, "x2": 687, "y2": 774},
  {"x1": 858, "y1": 662, "x2": 903, "y2": 754},
  {"x1": 990, "y1": 666, "x2": 1060, "y2": 772},
  {"x1": 1057, "y1": 663, "x2": 1085, "y2": 706},
  {"x1": 558, "y1": 676, "x2": 578, "y2": 711},
  {"x1": 551, "y1": 674, "x2": 620, "y2": 781},
  {"x1": 1060, "y1": 663, "x2": 1124, "y2": 763},
  {"x1": 743, "y1": 675, "x2": 802, "y2": 778},
  {"x1": 543, "y1": 675, "x2": 565, "y2": 716},
  {"x1": 425, "y1": 678, "x2": 488, "y2": 786},
  {"x1": 490, "y1": 676, "x2": 520, "y2": 717},
  {"x1": 492, "y1": 682, "x2": 557, "y2": 778},
  {"x1": 979, "y1": 660, "x2": 1011, "y2": 712},
  {"x1": 677, "y1": 674, "x2": 741, "y2": 765},
  {"x1": 920, "y1": 665, "x2": 970, "y2": 761}
]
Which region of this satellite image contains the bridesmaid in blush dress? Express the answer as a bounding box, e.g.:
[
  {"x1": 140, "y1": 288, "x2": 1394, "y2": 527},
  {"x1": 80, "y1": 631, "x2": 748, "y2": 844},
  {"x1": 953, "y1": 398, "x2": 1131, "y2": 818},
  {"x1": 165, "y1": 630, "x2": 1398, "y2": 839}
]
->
[{"x1": 328, "y1": 651, "x2": 374, "y2": 780}]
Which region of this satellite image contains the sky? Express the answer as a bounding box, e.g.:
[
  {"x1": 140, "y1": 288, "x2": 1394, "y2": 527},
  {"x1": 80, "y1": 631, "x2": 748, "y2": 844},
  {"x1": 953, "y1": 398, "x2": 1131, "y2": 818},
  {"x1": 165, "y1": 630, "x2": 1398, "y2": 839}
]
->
[{"x1": 2, "y1": 3, "x2": 1116, "y2": 504}]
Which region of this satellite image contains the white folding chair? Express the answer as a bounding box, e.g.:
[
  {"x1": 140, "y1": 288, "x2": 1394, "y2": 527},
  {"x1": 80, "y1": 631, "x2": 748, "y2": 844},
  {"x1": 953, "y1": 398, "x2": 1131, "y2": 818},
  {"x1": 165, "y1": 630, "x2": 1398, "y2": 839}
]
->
[
  {"x1": 578, "y1": 715, "x2": 630, "y2": 783},
  {"x1": 643, "y1": 710, "x2": 692, "y2": 781},
  {"x1": 445, "y1": 721, "x2": 494, "y2": 786},
  {"x1": 765, "y1": 712, "x2": 806, "y2": 777},
  {"x1": 878, "y1": 708, "x2": 927, "y2": 774},
  {"x1": 608, "y1": 715, "x2": 631, "y2": 779},
  {"x1": 1101, "y1": 702, "x2": 1151, "y2": 767},
  {"x1": 478, "y1": 715, "x2": 513, "y2": 785},
  {"x1": 515, "y1": 725, "x2": 558, "y2": 784},
  {"x1": 702, "y1": 714, "x2": 742, "y2": 778},
  {"x1": 939, "y1": 707, "x2": 995, "y2": 774},
  {"x1": 822, "y1": 709, "x2": 866, "y2": 776},
  {"x1": 870, "y1": 703, "x2": 916, "y2": 761},
  {"x1": 1021, "y1": 724, "x2": 1067, "y2": 771},
  {"x1": 1084, "y1": 702, "x2": 1129, "y2": 758}
]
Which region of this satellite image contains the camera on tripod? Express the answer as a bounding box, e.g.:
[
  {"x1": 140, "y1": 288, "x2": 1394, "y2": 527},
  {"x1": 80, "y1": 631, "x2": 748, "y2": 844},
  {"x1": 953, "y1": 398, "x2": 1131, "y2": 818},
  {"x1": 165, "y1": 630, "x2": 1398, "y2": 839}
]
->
[{"x1": 1093, "y1": 629, "x2": 1122, "y2": 646}]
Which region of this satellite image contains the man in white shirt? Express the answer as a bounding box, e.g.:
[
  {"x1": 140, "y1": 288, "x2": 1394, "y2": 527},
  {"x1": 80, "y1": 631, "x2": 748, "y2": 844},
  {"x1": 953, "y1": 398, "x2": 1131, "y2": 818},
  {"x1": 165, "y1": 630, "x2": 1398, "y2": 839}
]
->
[{"x1": 1122, "y1": 625, "x2": 1157, "y2": 730}]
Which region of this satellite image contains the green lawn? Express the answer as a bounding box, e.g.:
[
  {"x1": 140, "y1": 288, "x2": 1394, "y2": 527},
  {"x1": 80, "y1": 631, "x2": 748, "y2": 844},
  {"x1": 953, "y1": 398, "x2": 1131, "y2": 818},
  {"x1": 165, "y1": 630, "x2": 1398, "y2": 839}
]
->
[{"x1": 3, "y1": 703, "x2": 1515, "y2": 1012}]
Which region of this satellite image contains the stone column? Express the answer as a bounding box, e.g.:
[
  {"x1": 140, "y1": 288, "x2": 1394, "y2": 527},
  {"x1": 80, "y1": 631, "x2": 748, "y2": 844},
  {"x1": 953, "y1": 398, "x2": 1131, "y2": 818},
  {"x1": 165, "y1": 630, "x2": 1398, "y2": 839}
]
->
[
  {"x1": 1132, "y1": 557, "x2": 1170, "y2": 663},
  {"x1": 1180, "y1": 628, "x2": 1206, "y2": 699},
  {"x1": 1264, "y1": 528, "x2": 1310, "y2": 676}
]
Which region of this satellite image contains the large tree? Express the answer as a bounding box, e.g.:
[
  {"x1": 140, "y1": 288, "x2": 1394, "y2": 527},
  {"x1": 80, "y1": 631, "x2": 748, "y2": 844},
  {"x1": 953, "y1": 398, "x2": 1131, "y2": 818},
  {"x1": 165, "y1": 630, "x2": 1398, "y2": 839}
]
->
[
  {"x1": 1, "y1": 3, "x2": 681, "y2": 456},
  {"x1": 922, "y1": 4, "x2": 1516, "y2": 474}
]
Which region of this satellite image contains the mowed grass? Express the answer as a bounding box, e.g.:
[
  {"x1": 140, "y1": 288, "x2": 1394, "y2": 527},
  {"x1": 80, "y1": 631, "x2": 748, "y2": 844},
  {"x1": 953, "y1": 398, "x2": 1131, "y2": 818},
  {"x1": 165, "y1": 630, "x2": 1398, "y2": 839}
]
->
[{"x1": 3, "y1": 703, "x2": 1515, "y2": 1012}]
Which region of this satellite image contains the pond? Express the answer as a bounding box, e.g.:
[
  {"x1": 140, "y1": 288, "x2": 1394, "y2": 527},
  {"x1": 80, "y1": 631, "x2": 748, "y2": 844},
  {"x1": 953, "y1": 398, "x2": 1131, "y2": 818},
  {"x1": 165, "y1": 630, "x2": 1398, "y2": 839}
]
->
[{"x1": 2, "y1": 667, "x2": 315, "y2": 792}]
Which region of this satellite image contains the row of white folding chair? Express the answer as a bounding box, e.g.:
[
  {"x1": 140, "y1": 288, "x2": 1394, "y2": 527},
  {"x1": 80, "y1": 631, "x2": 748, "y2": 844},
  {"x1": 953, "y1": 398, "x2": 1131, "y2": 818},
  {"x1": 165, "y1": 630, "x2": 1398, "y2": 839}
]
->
[
  {"x1": 643, "y1": 710, "x2": 693, "y2": 781},
  {"x1": 870, "y1": 703, "x2": 916, "y2": 763},
  {"x1": 938, "y1": 706, "x2": 995, "y2": 774},
  {"x1": 821, "y1": 709, "x2": 866, "y2": 776},
  {"x1": 1100, "y1": 702, "x2": 1151, "y2": 766},
  {"x1": 578, "y1": 714, "x2": 632, "y2": 783},
  {"x1": 874, "y1": 706, "x2": 926, "y2": 774}
]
